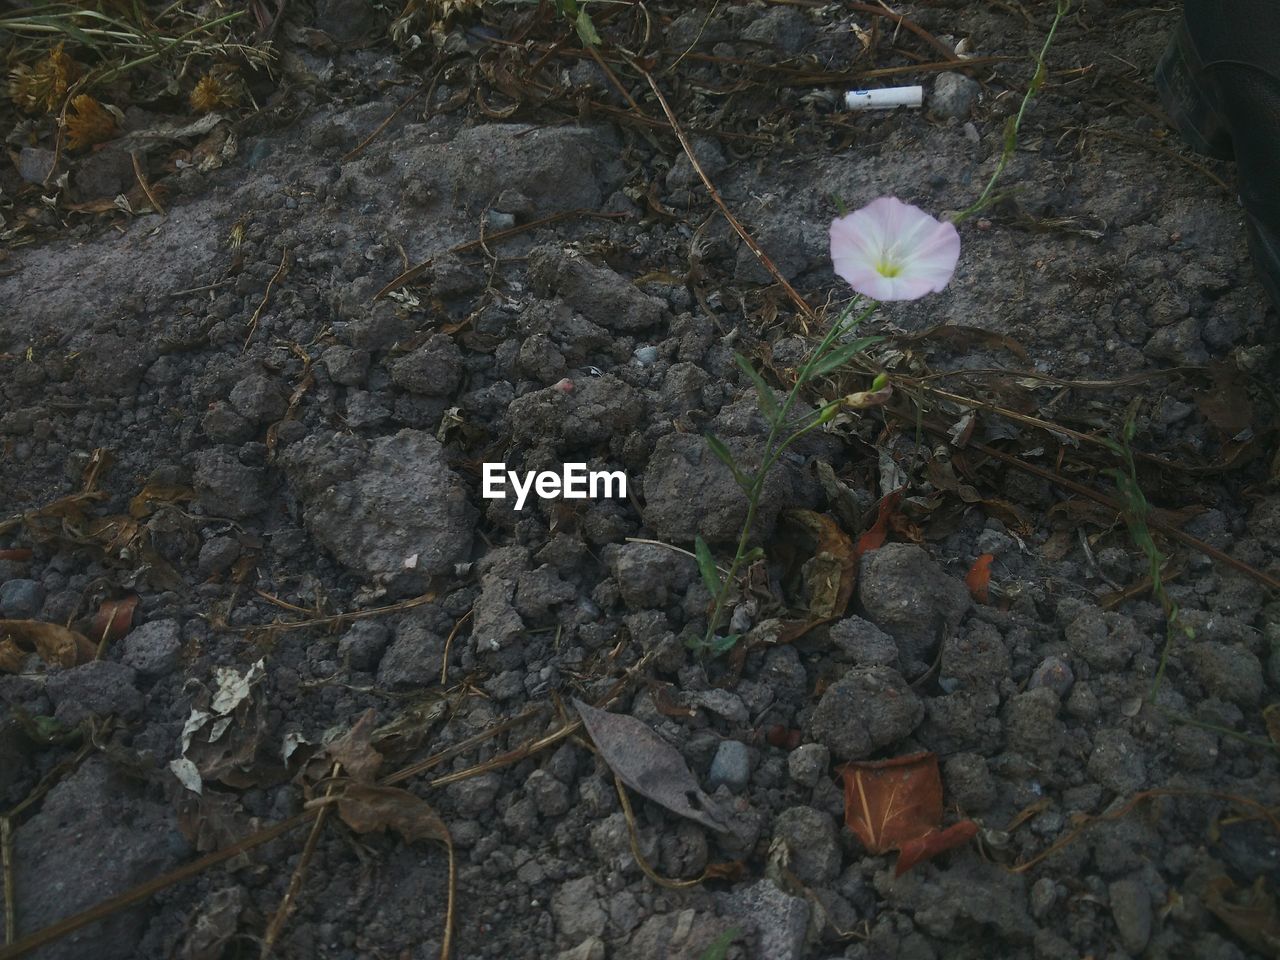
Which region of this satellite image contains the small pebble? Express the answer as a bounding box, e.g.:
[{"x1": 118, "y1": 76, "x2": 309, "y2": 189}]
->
[
  {"x1": 1028, "y1": 655, "x2": 1074, "y2": 697},
  {"x1": 0, "y1": 579, "x2": 45, "y2": 619},
  {"x1": 787, "y1": 743, "x2": 829, "y2": 788},
  {"x1": 707, "y1": 739, "x2": 750, "y2": 793},
  {"x1": 633, "y1": 345, "x2": 659, "y2": 366}
]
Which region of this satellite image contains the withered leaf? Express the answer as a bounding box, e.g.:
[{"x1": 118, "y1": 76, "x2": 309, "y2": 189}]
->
[
  {"x1": 337, "y1": 783, "x2": 450, "y2": 846},
  {"x1": 0, "y1": 619, "x2": 96, "y2": 671},
  {"x1": 92, "y1": 594, "x2": 139, "y2": 644},
  {"x1": 854, "y1": 489, "x2": 903, "y2": 560},
  {"x1": 1265, "y1": 705, "x2": 1280, "y2": 748},
  {"x1": 965, "y1": 554, "x2": 993, "y2": 604},
  {"x1": 784, "y1": 510, "x2": 856, "y2": 622},
  {"x1": 841, "y1": 751, "x2": 977, "y2": 874},
  {"x1": 574, "y1": 698, "x2": 728, "y2": 833},
  {"x1": 1203, "y1": 874, "x2": 1280, "y2": 956},
  {"x1": 129, "y1": 482, "x2": 197, "y2": 519},
  {"x1": 894, "y1": 820, "x2": 980, "y2": 877},
  {"x1": 327, "y1": 708, "x2": 383, "y2": 783}
]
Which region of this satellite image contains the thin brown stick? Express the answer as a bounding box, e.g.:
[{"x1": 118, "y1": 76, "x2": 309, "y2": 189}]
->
[
  {"x1": 342, "y1": 68, "x2": 441, "y2": 164},
  {"x1": 130, "y1": 152, "x2": 165, "y2": 216},
  {"x1": 0, "y1": 814, "x2": 311, "y2": 960},
  {"x1": 1086, "y1": 127, "x2": 1231, "y2": 193},
  {"x1": 260, "y1": 763, "x2": 342, "y2": 958},
  {"x1": 894, "y1": 408, "x2": 1280, "y2": 593},
  {"x1": 243, "y1": 247, "x2": 289, "y2": 352},
  {"x1": 629, "y1": 56, "x2": 819, "y2": 324},
  {"x1": 845, "y1": 1, "x2": 960, "y2": 62},
  {"x1": 373, "y1": 209, "x2": 626, "y2": 301},
  {"x1": 223, "y1": 589, "x2": 438, "y2": 634},
  {"x1": 439, "y1": 609, "x2": 472, "y2": 686}
]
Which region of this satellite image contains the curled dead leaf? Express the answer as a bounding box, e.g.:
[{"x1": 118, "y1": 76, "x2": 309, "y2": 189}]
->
[
  {"x1": 0, "y1": 619, "x2": 96, "y2": 672},
  {"x1": 841, "y1": 751, "x2": 978, "y2": 875},
  {"x1": 965, "y1": 554, "x2": 993, "y2": 604},
  {"x1": 574, "y1": 698, "x2": 728, "y2": 833},
  {"x1": 93, "y1": 594, "x2": 139, "y2": 644}
]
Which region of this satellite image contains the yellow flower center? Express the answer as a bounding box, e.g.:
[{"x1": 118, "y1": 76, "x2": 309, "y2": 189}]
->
[{"x1": 875, "y1": 257, "x2": 902, "y2": 278}]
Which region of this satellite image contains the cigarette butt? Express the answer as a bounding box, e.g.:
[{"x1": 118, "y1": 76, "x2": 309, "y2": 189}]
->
[{"x1": 844, "y1": 86, "x2": 924, "y2": 110}]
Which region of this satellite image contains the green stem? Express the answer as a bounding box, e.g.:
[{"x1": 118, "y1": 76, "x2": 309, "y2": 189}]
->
[{"x1": 953, "y1": 0, "x2": 1068, "y2": 224}]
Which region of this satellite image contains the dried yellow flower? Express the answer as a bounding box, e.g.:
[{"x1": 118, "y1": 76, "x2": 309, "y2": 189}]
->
[
  {"x1": 432, "y1": 0, "x2": 482, "y2": 18},
  {"x1": 189, "y1": 71, "x2": 241, "y2": 113},
  {"x1": 64, "y1": 95, "x2": 118, "y2": 150},
  {"x1": 8, "y1": 42, "x2": 80, "y2": 114}
]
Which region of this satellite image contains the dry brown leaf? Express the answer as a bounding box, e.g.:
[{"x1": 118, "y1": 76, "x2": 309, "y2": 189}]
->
[
  {"x1": 841, "y1": 751, "x2": 978, "y2": 875},
  {"x1": 337, "y1": 783, "x2": 450, "y2": 846},
  {"x1": 574, "y1": 698, "x2": 728, "y2": 833},
  {"x1": 327, "y1": 708, "x2": 383, "y2": 783},
  {"x1": 854, "y1": 489, "x2": 902, "y2": 560},
  {"x1": 93, "y1": 594, "x2": 139, "y2": 644},
  {"x1": 1203, "y1": 875, "x2": 1280, "y2": 956},
  {"x1": 0, "y1": 619, "x2": 96, "y2": 671},
  {"x1": 784, "y1": 510, "x2": 857, "y2": 622},
  {"x1": 965, "y1": 554, "x2": 993, "y2": 604}
]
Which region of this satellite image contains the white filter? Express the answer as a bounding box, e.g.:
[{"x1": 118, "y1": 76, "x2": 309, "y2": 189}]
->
[{"x1": 844, "y1": 85, "x2": 924, "y2": 110}]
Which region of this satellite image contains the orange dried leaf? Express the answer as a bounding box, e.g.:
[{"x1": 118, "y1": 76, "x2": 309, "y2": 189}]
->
[
  {"x1": 842, "y1": 751, "x2": 943, "y2": 855},
  {"x1": 0, "y1": 548, "x2": 32, "y2": 561},
  {"x1": 854, "y1": 489, "x2": 903, "y2": 560},
  {"x1": 190, "y1": 71, "x2": 241, "y2": 113},
  {"x1": 895, "y1": 819, "x2": 980, "y2": 876},
  {"x1": 92, "y1": 594, "x2": 138, "y2": 644},
  {"x1": 65, "y1": 95, "x2": 118, "y2": 150},
  {"x1": 0, "y1": 619, "x2": 96, "y2": 671},
  {"x1": 966, "y1": 553, "x2": 993, "y2": 604}
]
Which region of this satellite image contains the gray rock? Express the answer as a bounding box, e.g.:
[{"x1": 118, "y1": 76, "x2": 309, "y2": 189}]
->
[
  {"x1": 473, "y1": 573, "x2": 526, "y2": 653},
  {"x1": 0, "y1": 579, "x2": 45, "y2": 619},
  {"x1": 1065, "y1": 608, "x2": 1145, "y2": 671},
  {"x1": 508, "y1": 374, "x2": 644, "y2": 451},
  {"x1": 446, "y1": 772, "x2": 502, "y2": 814},
  {"x1": 689, "y1": 689, "x2": 749, "y2": 726},
  {"x1": 526, "y1": 768, "x2": 571, "y2": 817},
  {"x1": 13, "y1": 757, "x2": 189, "y2": 960},
  {"x1": 197, "y1": 536, "x2": 240, "y2": 577},
  {"x1": 643, "y1": 432, "x2": 797, "y2": 544},
  {"x1": 45, "y1": 661, "x2": 142, "y2": 725},
  {"x1": 1186, "y1": 642, "x2": 1264, "y2": 707},
  {"x1": 202, "y1": 402, "x2": 254, "y2": 444},
  {"x1": 707, "y1": 740, "x2": 750, "y2": 793},
  {"x1": 772, "y1": 806, "x2": 841, "y2": 883},
  {"x1": 390, "y1": 335, "x2": 463, "y2": 396},
  {"x1": 943, "y1": 752, "x2": 997, "y2": 812},
  {"x1": 191, "y1": 448, "x2": 267, "y2": 520},
  {"x1": 742, "y1": 5, "x2": 814, "y2": 53},
  {"x1": 1088, "y1": 728, "x2": 1146, "y2": 795},
  {"x1": 931, "y1": 71, "x2": 982, "y2": 119},
  {"x1": 514, "y1": 565, "x2": 577, "y2": 621},
  {"x1": 715, "y1": 879, "x2": 809, "y2": 960},
  {"x1": 787, "y1": 743, "x2": 830, "y2": 788},
  {"x1": 17, "y1": 147, "x2": 55, "y2": 185},
  {"x1": 337, "y1": 621, "x2": 390, "y2": 672},
  {"x1": 1109, "y1": 876, "x2": 1152, "y2": 954},
  {"x1": 857, "y1": 544, "x2": 970, "y2": 670},
  {"x1": 229, "y1": 373, "x2": 288, "y2": 423},
  {"x1": 555, "y1": 937, "x2": 606, "y2": 960},
  {"x1": 608, "y1": 541, "x2": 697, "y2": 611},
  {"x1": 377, "y1": 614, "x2": 446, "y2": 688},
  {"x1": 552, "y1": 876, "x2": 607, "y2": 941},
  {"x1": 665, "y1": 136, "x2": 726, "y2": 191},
  {"x1": 119, "y1": 619, "x2": 181, "y2": 677},
  {"x1": 282, "y1": 430, "x2": 474, "y2": 594},
  {"x1": 828, "y1": 615, "x2": 899, "y2": 668},
  {"x1": 619, "y1": 909, "x2": 736, "y2": 960},
  {"x1": 528, "y1": 246, "x2": 666, "y2": 332},
  {"x1": 344, "y1": 389, "x2": 391, "y2": 428},
  {"x1": 1003, "y1": 687, "x2": 1064, "y2": 761},
  {"x1": 805, "y1": 665, "x2": 923, "y2": 761},
  {"x1": 940, "y1": 619, "x2": 1010, "y2": 689},
  {"x1": 1028, "y1": 655, "x2": 1075, "y2": 698},
  {"x1": 316, "y1": 0, "x2": 379, "y2": 44},
  {"x1": 1030, "y1": 877, "x2": 1057, "y2": 920},
  {"x1": 321, "y1": 345, "x2": 371, "y2": 386}
]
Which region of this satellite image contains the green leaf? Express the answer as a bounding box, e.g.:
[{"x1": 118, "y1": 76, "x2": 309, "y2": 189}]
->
[
  {"x1": 698, "y1": 928, "x2": 741, "y2": 960},
  {"x1": 705, "y1": 432, "x2": 749, "y2": 489},
  {"x1": 733, "y1": 352, "x2": 778, "y2": 421},
  {"x1": 694, "y1": 536, "x2": 721, "y2": 595},
  {"x1": 710, "y1": 634, "x2": 740, "y2": 656},
  {"x1": 808, "y1": 336, "x2": 885, "y2": 377},
  {"x1": 574, "y1": 8, "x2": 600, "y2": 45}
]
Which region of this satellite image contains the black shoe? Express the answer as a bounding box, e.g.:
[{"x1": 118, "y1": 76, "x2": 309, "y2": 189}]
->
[{"x1": 1156, "y1": 0, "x2": 1280, "y2": 311}]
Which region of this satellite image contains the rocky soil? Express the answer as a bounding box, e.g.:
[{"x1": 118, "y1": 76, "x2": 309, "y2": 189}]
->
[{"x1": 2, "y1": 2, "x2": 1279, "y2": 959}]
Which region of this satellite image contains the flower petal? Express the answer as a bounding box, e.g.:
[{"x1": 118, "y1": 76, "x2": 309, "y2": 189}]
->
[{"x1": 830, "y1": 197, "x2": 960, "y2": 300}]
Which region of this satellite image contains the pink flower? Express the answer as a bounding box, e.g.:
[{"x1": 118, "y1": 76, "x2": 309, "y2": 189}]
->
[{"x1": 829, "y1": 197, "x2": 960, "y2": 301}]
